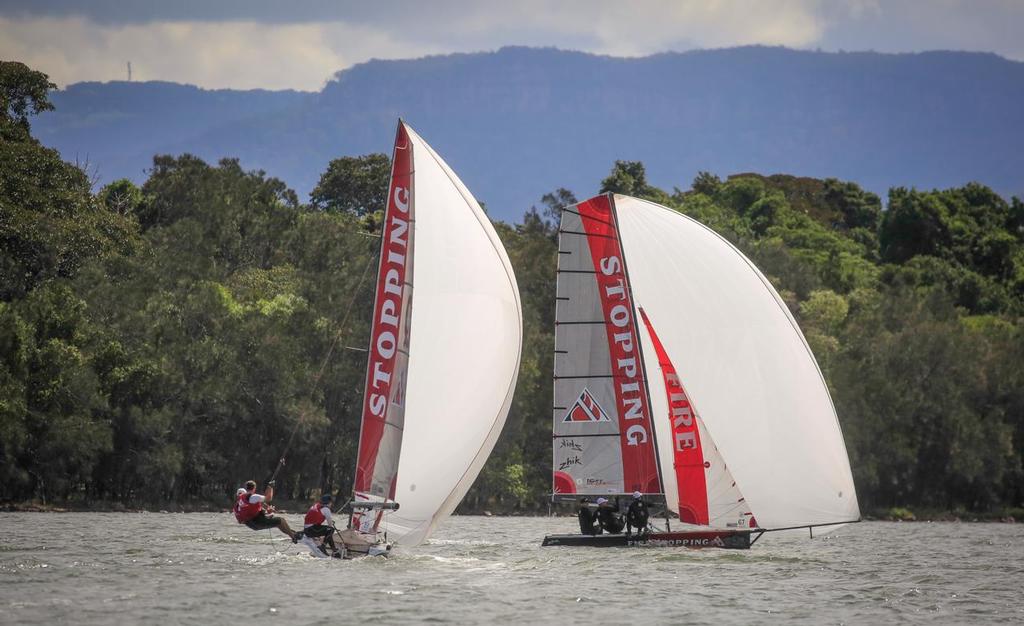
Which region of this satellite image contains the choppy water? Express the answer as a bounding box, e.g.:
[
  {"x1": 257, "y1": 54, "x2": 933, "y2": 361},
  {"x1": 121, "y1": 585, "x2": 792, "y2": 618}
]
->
[{"x1": 0, "y1": 513, "x2": 1021, "y2": 624}]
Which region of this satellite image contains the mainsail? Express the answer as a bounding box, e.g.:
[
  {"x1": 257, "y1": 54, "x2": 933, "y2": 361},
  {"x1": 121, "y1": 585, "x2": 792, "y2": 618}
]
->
[
  {"x1": 352, "y1": 122, "x2": 522, "y2": 545},
  {"x1": 553, "y1": 195, "x2": 662, "y2": 498},
  {"x1": 552, "y1": 193, "x2": 859, "y2": 532}
]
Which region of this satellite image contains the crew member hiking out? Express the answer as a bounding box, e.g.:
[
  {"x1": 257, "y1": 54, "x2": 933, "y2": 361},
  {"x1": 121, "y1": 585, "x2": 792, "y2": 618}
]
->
[
  {"x1": 303, "y1": 494, "x2": 341, "y2": 557},
  {"x1": 234, "y1": 480, "x2": 301, "y2": 542},
  {"x1": 626, "y1": 491, "x2": 649, "y2": 538}
]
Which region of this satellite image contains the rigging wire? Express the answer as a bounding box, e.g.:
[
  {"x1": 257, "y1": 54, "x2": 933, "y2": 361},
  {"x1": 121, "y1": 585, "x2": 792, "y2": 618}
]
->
[{"x1": 267, "y1": 240, "x2": 378, "y2": 485}]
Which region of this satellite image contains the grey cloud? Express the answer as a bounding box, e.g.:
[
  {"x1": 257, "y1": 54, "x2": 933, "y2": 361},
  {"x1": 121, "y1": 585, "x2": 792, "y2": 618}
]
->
[
  {"x1": 0, "y1": 1, "x2": 499, "y2": 25},
  {"x1": 2, "y1": 1, "x2": 1022, "y2": 90}
]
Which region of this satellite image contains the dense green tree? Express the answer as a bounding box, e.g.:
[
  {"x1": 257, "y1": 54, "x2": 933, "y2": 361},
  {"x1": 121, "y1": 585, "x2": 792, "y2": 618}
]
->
[
  {"x1": 0, "y1": 61, "x2": 55, "y2": 141},
  {"x1": 309, "y1": 153, "x2": 390, "y2": 216},
  {"x1": 0, "y1": 65, "x2": 137, "y2": 302},
  {"x1": 600, "y1": 160, "x2": 670, "y2": 204},
  {"x1": 690, "y1": 171, "x2": 722, "y2": 196},
  {"x1": 2, "y1": 61, "x2": 1023, "y2": 515},
  {"x1": 99, "y1": 179, "x2": 143, "y2": 216}
]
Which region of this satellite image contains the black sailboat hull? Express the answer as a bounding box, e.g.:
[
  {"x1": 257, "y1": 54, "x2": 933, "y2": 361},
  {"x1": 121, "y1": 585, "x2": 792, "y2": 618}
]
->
[{"x1": 541, "y1": 529, "x2": 753, "y2": 549}]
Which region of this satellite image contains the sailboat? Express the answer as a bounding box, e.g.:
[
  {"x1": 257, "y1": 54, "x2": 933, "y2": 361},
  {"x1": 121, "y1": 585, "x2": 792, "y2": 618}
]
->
[
  {"x1": 305, "y1": 121, "x2": 522, "y2": 558},
  {"x1": 543, "y1": 193, "x2": 859, "y2": 549}
]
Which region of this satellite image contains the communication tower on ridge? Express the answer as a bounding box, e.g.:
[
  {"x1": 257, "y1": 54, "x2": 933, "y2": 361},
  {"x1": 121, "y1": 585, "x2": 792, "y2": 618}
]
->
[{"x1": 127, "y1": 61, "x2": 132, "y2": 82}]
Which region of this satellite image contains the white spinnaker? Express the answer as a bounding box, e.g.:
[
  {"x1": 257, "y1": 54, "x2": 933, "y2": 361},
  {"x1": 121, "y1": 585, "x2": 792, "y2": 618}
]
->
[
  {"x1": 615, "y1": 195, "x2": 859, "y2": 529},
  {"x1": 385, "y1": 124, "x2": 522, "y2": 546}
]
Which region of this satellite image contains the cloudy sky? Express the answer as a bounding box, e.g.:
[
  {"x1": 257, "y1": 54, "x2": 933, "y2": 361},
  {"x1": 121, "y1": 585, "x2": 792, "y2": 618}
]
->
[{"x1": 2, "y1": 0, "x2": 1022, "y2": 91}]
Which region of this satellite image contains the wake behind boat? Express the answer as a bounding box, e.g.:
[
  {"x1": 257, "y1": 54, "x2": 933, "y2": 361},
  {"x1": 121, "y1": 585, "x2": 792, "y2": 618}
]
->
[
  {"x1": 544, "y1": 193, "x2": 859, "y2": 549},
  {"x1": 301, "y1": 121, "x2": 523, "y2": 559}
]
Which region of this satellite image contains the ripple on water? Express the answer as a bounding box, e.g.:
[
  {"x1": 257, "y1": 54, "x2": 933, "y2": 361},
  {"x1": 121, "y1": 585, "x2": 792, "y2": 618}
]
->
[{"x1": 0, "y1": 515, "x2": 1022, "y2": 624}]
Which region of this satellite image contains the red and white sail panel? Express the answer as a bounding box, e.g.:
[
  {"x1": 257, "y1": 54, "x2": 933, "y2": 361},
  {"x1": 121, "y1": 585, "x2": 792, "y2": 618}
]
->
[
  {"x1": 639, "y1": 307, "x2": 752, "y2": 529},
  {"x1": 353, "y1": 123, "x2": 415, "y2": 532},
  {"x1": 553, "y1": 195, "x2": 661, "y2": 497}
]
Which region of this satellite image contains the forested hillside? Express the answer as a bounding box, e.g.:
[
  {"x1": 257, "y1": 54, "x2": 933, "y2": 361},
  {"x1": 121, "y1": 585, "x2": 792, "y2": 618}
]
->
[
  {"x1": 34, "y1": 46, "x2": 1024, "y2": 222},
  {"x1": 3, "y1": 62, "x2": 1022, "y2": 517}
]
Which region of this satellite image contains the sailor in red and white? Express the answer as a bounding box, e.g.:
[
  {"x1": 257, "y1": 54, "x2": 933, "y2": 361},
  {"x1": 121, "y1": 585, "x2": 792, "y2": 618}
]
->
[
  {"x1": 234, "y1": 480, "x2": 301, "y2": 541},
  {"x1": 302, "y1": 493, "x2": 339, "y2": 556}
]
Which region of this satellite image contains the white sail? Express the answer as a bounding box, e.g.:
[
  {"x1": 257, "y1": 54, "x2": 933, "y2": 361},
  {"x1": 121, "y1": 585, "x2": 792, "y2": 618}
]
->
[
  {"x1": 614, "y1": 194, "x2": 860, "y2": 529},
  {"x1": 373, "y1": 123, "x2": 522, "y2": 546}
]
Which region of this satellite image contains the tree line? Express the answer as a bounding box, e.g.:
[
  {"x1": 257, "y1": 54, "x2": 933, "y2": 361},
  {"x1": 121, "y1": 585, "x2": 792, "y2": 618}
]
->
[{"x1": 2, "y1": 62, "x2": 1021, "y2": 516}]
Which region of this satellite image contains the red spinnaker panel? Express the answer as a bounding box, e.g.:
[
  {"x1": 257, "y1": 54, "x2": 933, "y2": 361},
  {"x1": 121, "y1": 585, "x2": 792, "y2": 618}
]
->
[
  {"x1": 639, "y1": 307, "x2": 709, "y2": 525},
  {"x1": 576, "y1": 196, "x2": 661, "y2": 494},
  {"x1": 353, "y1": 123, "x2": 414, "y2": 528}
]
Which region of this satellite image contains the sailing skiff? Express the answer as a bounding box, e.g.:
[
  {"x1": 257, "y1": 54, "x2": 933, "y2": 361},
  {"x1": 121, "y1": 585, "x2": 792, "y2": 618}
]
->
[
  {"x1": 544, "y1": 193, "x2": 859, "y2": 549},
  {"x1": 304, "y1": 121, "x2": 522, "y2": 558}
]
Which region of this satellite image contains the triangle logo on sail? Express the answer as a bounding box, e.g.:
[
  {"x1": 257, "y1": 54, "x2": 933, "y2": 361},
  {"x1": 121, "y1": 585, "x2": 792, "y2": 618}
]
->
[{"x1": 562, "y1": 388, "x2": 611, "y2": 423}]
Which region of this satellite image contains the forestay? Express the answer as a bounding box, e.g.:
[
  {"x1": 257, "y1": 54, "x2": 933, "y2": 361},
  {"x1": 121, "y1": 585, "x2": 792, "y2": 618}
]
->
[{"x1": 353, "y1": 122, "x2": 522, "y2": 545}]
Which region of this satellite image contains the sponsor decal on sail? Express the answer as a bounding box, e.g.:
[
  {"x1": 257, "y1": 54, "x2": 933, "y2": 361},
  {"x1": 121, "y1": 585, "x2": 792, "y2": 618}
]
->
[
  {"x1": 638, "y1": 306, "x2": 711, "y2": 525},
  {"x1": 563, "y1": 388, "x2": 612, "y2": 422},
  {"x1": 353, "y1": 123, "x2": 414, "y2": 531}
]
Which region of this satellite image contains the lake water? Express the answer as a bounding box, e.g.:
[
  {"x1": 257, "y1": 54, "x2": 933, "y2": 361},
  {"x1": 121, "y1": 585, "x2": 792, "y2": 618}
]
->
[{"x1": 0, "y1": 513, "x2": 1021, "y2": 624}]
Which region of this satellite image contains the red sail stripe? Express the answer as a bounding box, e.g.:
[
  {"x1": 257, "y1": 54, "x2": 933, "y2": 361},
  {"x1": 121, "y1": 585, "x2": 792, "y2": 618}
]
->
[
  {"x1": 354, "y1": 123, "x2": 413, "y2": 498},
  {"x1": 638, "y1": 307, "x2": 710, "y2": 525},
  {"x1": 576, "y1": 195, "x2": 660, "y2": 494}
]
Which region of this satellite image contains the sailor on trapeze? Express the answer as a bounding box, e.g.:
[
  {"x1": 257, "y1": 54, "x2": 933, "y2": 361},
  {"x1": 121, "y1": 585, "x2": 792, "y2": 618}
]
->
[{"x1": 233, "y1": 479, "x2": 302, "y2": 542}]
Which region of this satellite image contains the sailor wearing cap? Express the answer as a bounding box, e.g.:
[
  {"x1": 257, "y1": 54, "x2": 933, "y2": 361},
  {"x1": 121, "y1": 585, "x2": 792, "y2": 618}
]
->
[
  {"x1": 596, "y1": 496, "x2": 625, "y2": 534},
  {"x1": 626, "y1": 491, "x2": 650, "y2": 538}
]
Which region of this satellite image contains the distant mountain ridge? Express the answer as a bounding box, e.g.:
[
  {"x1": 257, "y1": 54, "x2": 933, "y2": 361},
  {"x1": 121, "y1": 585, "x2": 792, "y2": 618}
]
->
[{"x1": 35, "y1": 46, "x2": 1024, "y2": 221}]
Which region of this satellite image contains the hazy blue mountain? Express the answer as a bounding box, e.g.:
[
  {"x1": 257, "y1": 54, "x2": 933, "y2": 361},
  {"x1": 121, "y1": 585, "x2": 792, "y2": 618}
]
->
[
  {"x1": 36, "y1": 81, "x2": 307, "y2": 181},
  {"x1": 35, "y1": 46, "x2": 1024, "y2": 221}
]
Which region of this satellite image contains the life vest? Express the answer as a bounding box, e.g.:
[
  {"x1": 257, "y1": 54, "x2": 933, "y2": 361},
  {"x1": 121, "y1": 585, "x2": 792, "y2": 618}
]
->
[
  {"x1": 234, "y1": 492, "x2": 262, "y2": 523},
  {"x1": 304, "y1": 502, "x2": 327, "y2": 526}
]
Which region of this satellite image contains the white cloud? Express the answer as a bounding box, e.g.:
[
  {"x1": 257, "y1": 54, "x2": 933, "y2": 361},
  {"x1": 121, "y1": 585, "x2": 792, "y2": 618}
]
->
[
  {"x1": 515, "y1": 1, "x2": 826, "y2": 54},
  {"x1": 0, "y1": 16, "x2": 440, "y2": 90},
  {"x1": 0, "y1": 3, "x2": 832, "y2": 89}
]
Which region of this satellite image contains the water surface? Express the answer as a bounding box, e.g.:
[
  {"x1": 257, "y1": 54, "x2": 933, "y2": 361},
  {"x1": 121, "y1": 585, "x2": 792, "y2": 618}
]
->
[{"x1": 1, "y1": 513, "x2": 1021, "y2": 624}]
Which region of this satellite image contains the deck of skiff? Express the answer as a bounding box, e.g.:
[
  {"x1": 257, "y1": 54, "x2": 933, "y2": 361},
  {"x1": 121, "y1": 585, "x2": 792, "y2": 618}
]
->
[{"x1": 541, "y1": 529, "x2": 756, "y2": 549}]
